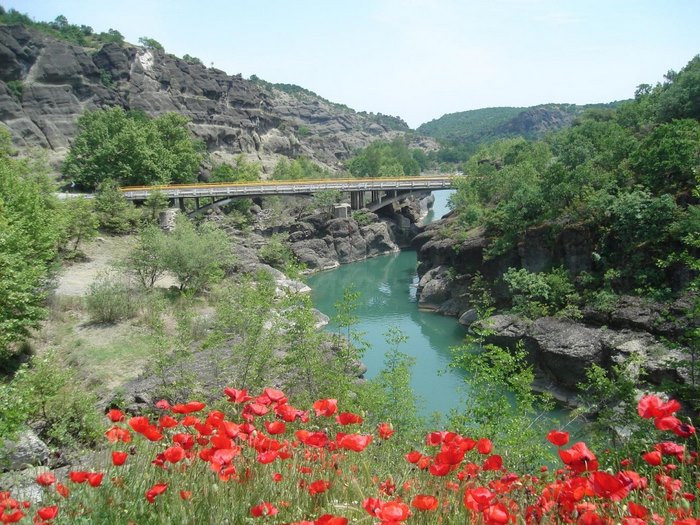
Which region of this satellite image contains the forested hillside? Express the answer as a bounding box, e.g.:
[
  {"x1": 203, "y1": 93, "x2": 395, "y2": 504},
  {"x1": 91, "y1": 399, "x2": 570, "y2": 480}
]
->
[{"x1": 418, "y1": 102, "x2": 623, "y2": 162}]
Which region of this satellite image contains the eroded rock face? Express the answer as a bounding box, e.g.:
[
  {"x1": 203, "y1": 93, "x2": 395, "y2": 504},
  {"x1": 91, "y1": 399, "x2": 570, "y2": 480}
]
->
[
  {"x1": 0, "y1": 26, "x2": 436, "y2": 171},
  {"x1": 1, "y1": 430, "x2": 50, "y2": 471},
  {"x1": 478, "y1": 314, "x2": 690, "y2": 390}
]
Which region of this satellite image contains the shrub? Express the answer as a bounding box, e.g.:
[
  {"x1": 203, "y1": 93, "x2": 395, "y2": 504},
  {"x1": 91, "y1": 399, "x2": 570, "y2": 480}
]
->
[
  {"x1": 503, "y1": 267, "x2": 581, "y2": 319},
  {"x1": 85, "y1": 273, "x2": 139, "y2": 323}
]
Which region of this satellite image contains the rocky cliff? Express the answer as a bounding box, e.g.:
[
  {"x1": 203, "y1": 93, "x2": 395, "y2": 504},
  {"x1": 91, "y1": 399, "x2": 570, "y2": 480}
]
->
[{"x1": 0, "y1": 24, "x2": 432, "y2": 173}]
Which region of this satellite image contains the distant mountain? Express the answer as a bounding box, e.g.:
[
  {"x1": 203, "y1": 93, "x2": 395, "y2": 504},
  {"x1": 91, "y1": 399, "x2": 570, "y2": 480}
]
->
[{"x1": 417, "y1": 102, "x2": 625, "y2": 145}]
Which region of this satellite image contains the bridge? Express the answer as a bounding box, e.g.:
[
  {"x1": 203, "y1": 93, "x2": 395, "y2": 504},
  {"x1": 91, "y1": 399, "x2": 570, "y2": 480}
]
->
[{"x1": 119, "y1": 176, "x2": 456, "y2": 214}]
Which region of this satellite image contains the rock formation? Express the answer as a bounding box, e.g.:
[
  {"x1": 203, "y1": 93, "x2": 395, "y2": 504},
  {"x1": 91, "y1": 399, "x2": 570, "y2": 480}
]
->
[{"x1": 0, "y1": 25, "x2": 435, "y2": 172}]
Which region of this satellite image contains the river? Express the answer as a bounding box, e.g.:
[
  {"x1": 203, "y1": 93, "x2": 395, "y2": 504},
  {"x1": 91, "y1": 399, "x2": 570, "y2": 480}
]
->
[{"x1": 307, "y1": 191, "x2": 472, "y2": 418}]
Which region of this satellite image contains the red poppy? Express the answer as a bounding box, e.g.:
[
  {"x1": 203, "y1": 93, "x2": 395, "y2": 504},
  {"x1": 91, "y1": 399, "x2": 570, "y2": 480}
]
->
[
  {"x1": 546, "y1": 430, "x2": 569, "y2": 447},
  {"x1": 36, "y1": 506, "x2": 58, "y2": 520},
  {"x1": 0, "y1": 510, "x2": 24, "y2": 523},
  {"x1": 128, "y1": 416, "x2": 151, "y2": 433},
  {"x1": 378, "y1": 500, "x2": 411, "y2": 521},
  {"x1": 464, "y1": 487, "x2": 494, "y2": 511},
  {"x1": 106, "y1": 408, "x2": 125, "y2": 422},
  {"x1": 484, "y1": 502, "x2": 510, "y2": 524},
  {"x1": 296, "y1": 430, "x2": 329, "y2": 448},
  {"x1": 264, "y1": 421, "x2": 286, "y2": 435},
  {"x1": 257, "y1": 451, "x2": 278, "y2": 464},
  {"x1": 377, "y1": 423, "x2": 394, "y2": 440},
  {"x1": 411, "y1": 494, "x2": 439, "y2": 511},
  {"x1": 163, "y1": 446, "x2": 186, "y2": 464},
  {"x1": 313, "y1": 398, "x2": 338, "y2": 417},
  {"x1": 87, "y1": 473, "x2": 104, "y2": 487},
  {"x1": 35, "y1": 472, "x2": 55, "y2": 487},
  {"x1": 55, "y1": 482, "x2": 69, "y2": 498},
  {"x1": 315, "y1": 515, "x2": 348, "y2": 525},
  {"x1": 642, "y1": 451, "x2": 662, "y2": 466},
  {"x1": 69, "y1": 471, "x2": 89, "y2": 483},
  {"x1": 111, "y1": 451, "x2": 128, "y2": 466},
  {"x1": 179, "y1": 490, "x2": 191, "y2": 500},
  {"x1": 104, "y1": 426, "x2": 131, "y2": 444},
  {"x1": 172, "y1": 401, "x2": 206, "y2": 414},
  {"x1": 308, "y1": 480, "x2": 331, "y2": 495},
  {"x1": 155, "y1": 399, "x2": 171, "y2": 410},
  {"x1": 250, "y1": 502, "x2": 278, "y2": 517},
  {"x1": 483, "y1": 454, "x2": 503, "y2": 471},
  {"x1": 159, "y1": 415, "x2": 178, "y2": 429},
  {"x1": 405, "y1": 450, "x2": 423, "y2": 464},
  {"x1": 336, "y1": 412, "x2": 363, "y2": 425},
  {"x1": 336, "y1": 433, "x2": 372, "y2": 452},
  {"x1": 558, "y1": 442, "x2": 598, "y2": 472},
  {"x1": 145, "y1": 483, "x2": 168, "y2": 503},
  {"x1": 591, "y1": 471, "x2": 630, "y2": 501},
  {"x1": 223, "y1": 387, "x2": 251, "y2": 403},
  {"x1": 477, "y1": 438, "x2": 493, "y2": 455},
  {"x1": 262, "y1": 388, "x2": 287, "y2": 404}
]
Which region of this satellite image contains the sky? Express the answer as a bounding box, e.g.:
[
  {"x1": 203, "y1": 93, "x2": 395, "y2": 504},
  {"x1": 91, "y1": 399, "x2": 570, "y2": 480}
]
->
[{"x1": 4, "y1": 0, "x2": 700, "y2": 128}]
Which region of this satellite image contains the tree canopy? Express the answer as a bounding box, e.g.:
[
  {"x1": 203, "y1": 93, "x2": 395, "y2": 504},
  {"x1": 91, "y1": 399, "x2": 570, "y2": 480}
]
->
[
  {"x1": 61, "y1": 107, "x2": 205, "y2": 190},
  {"x1": 345, "y1": 138, "x2": 422, "y2": 178}
]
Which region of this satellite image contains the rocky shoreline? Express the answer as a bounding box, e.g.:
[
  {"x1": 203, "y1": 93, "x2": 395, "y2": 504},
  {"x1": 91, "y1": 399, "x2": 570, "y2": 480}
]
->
[{"x1": 412, "y1": 215, "x2": 696, "y2": 403}]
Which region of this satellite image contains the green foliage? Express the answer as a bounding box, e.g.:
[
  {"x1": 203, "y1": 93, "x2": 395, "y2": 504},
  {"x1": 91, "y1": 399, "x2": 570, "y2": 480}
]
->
[
  {"x1": 503, "y1": 267, "x2": 581, "y2": 319},
  {"x1": 61, "y1": 107, "x2": 205, "y2": 189},
  {"x1": 345, "y1": 137, "x2": 421, "y2": 178},
  {"x1": 312, "y1": 189, "x2": 342, "y2": 216},
  {"x1": 161, "y1": 215, "x2": 234, "y2": 293},
  {"x1": 351, "y1": 210, "x2": 373, "y2": 226},
  {"x1": 4, "y1": 351, "x2": 102, "y2": 449},
  {"x1": 138, "y1": 36, "x2": 164, "y2": 51},
  {"x1": 182, "y1": 54, "x2": 203, "y2": 66},
  {"x1": 59, "y1": 195, "x2": 99, "y2": 253},
  {"x1": 98, "y1": 69, "x2": 114, "y2": 88},
  {"x1": 271, "y1": 156, "x2": 330, "y2": 180},
  {"x1": 0, "y1": 8, "x2": 123, "y2": 48},
  {"x1": 125, "y1": 224, "x2": 168, "y2": 289},
  {"x1": 93, "y1": 179, "x2": 140, "y2": 233},
  {"x1": 85, "y1": 273, "x2": 139, "y2": 323},
  {"x1": 574, "y1": 357, "x2": 643, "y2": 451},
  {"x1": 258, "y1": 233, "x2": 302, "y2": 275},
  {"x1": 450, "y1": 339, "x2": 555, "y2": 471},
  {"x1": 141, "y1": 190, "x2": 170, "y2": 224},
  {"x1": 210, "y1": 155, "x2": 261, "y2": 183},
  {"x1": 0, "y1": 130, "x2": 65, "y2": 363},
  {"x1": 5, "y1": 79, "x2": 23, "y2": 100}
]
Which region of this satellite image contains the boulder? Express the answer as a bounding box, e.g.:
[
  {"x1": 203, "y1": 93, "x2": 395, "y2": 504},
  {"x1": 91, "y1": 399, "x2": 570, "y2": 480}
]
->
[{"x1": 1, "y1": 430, "x2": 50, "y2": 471}]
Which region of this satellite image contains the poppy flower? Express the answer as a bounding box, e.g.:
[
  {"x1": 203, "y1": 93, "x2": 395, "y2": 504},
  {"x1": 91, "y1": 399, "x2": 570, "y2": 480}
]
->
[
  {"x1": 315, "y1": 515, "x2": 348, "y2": 525},
  {"x1": 308, "y1": 480, "x2": 331, "y2": 495},
  {"x1": 591, "y1": 471, "x2": 630, "y2": 501},
  {"x1": 158, "y1": 415, "x2": 178, "y2": 429},
  {"x1": 104, "y1": 426, "x2": 131, "y2": 443},
  {"x1": 111, "y1": 451, "x2": 128, "y2": 466},
  {"x1": 35, "y1": 472, "x2": 55, "y2": 487},
  {"x1": 223, "y1": 387, "x2": 251, "y2": 403},
  {"x1": 337, "y1": 433, "x2": 372, "y2": 452},
  {"x1": 155, "y1": 399, "x2": 171, "y2": 410},
  {"x1": 250, "y1": 502, "x2": 278, "y2": 517},
  {"x1": 69, "y1": 471, "x2": 90, "y2": 483},
  {"x1": 106, "y1": 408, "x2": 125, "y2": 422},
  {"x1": 87, "y1": 473, "x2": 104, "y2": 487},
  {"x1": 55, "y1": 482, "x2": 69, "y2": 498},
  {"x1": 546, "y1": 430, "x2": 569, "y2": 447},
  {"x1": 163, "y1": 446, "x2": 186, "y2": 464},
  {"x1": 483, "y1": 454, "x2": 503, "y2": 471},
  {"x1": 411, "y1": 494, "x2": 439, "y2": 511},
  {"x1": 336, "y1": 412, "x2": 363, "y2": 425},
  {"x1": 265, "y1": 421, "x2": 286, "y2": 435},
  {"x1": 484, "y1": 502, "x2": 511, "y2": 524},
  {"x1": 313, "y1": 398, "x2": 338, "y2": 417},
  {"x1": 36, "y1": 506, "x2": 58, "y2": 520},
  {"x1": 0, "y1": 510, "x2": 24, "y2": 523},
  {"x1": 145, "y1": 483, "x2": 168, "y2": 503},
  {"x1": 296, "y1": 430, "x2": 329, "y2": 448},
  {"x1": 642, "y1": 451, "x2": 662, "y2": 466},
  {"x1": 464, "y1": 487, "x2": 494, "y2": 511},
  {"x1": 558, "y1": 442, "x2": 598, "y2": 473},
  {"x1": 262, "y1": 388, "x2": 287, "y2": 404},
  {"x1": 179, "y1": 490, "x2": 191, "y2": 500},
  {"x1": 477, "y1": 438, "x2": 493, "y2": 455},
  {"x1": 378, "y1": 500, "x2": 411, "y2": 521},
  {"x1": 377, "y1": 422, "x2": 394, "y2": 440}
]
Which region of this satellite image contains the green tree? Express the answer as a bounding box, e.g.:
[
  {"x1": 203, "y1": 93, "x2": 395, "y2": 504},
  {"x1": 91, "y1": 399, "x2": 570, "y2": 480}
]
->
[
  {"x1": 211, "y1": 155, "x2": 261, "y2": 182},
  {"x1": 138, "y1": 36, "x2": 164, "y2": 51},
  {"x1": 93, "y1": 179, "x2": 140, "y2": 233},
  {"x1": 124, "y1": 224, "x2": 169, "y2": 289},
  {"x1": 61, "y1": 107, "x2": 204, "y2": 189},
  {"x1": 60, "y1": 196, "x2": 98, "y2": 253},
  {"x1": 161, "y1": 215, "x2": 234, "y2": 293},
  {"x1": 346, "y1": 138, "x2": 421, "y2": 178},
  {"x1": 141, "y1": 190, "x2": 170, "y2": 224},
  {"x1": 0, "y1": 130, "x2": 65, "y2": 363}
]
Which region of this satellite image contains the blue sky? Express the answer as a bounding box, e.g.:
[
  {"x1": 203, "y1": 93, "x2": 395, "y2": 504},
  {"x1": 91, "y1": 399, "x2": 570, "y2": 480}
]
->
[{"x1": 5, "y1": 0, "x2": 699, "y2": 128}]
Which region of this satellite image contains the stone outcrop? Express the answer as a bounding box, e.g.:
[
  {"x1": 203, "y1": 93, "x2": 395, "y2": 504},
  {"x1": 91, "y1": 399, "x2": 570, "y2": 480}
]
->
[
  {"x1": 0, "y1": 25, "x2": 437, "y2": 172},
  {"x1": 477, "y1": 314, "x2": 690, "y2": 392},
  {"x1": 1, "y1": 430, "x2": 50, "y2": 472}
]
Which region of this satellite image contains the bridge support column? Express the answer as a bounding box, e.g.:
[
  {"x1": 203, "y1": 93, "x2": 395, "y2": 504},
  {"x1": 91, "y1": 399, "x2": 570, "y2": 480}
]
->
[
  {"x1": 350, "y1": 191, "x2": 365, "y2": 210},
  {"x1": 178, "y1": 197, "x2": 185, "y2": 211},
  {"x1": 194, "y1": 197, "x2": 200, "y2": 211},
  {"x1": 371, "y1": 190, "x2": 382, "y2": 205}
]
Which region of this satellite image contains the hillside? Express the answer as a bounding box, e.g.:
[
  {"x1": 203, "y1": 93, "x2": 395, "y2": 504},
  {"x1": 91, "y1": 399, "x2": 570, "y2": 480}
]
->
[
  {"x1": 0, "y1": 22, "x2": 422, "y2": 175},
  {"x1": 417, "y1": 102, "x2": 624, "y2": 145}
]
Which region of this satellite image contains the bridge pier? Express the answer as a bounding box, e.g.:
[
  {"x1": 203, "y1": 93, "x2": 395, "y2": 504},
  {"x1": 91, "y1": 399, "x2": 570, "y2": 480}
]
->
[{"x1": 350, "y1": 191, "x2": 365, "y2": 210}]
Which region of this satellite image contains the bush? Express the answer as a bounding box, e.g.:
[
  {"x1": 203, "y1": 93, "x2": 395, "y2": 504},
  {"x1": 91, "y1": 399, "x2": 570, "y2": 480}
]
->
[
  {"x1": 503, "y1": 267, "x2": 580, "y2": 319},
  {"x1": 85, "y1": 273, "x2": 139, "y2": 323}
]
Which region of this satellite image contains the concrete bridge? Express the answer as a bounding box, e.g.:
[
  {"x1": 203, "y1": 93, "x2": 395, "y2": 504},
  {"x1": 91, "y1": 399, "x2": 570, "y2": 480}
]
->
[{"x1": 119, "y1": 176, "x2": 455, "y2": 214}]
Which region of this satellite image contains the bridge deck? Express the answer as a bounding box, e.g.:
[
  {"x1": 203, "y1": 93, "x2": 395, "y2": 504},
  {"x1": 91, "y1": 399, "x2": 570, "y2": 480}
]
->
[{"x1": 119, "y1": 176, "x2": 455, "y2": 200}]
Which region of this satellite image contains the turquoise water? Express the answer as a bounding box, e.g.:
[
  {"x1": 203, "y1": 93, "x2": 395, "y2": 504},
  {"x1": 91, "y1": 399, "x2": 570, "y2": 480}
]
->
[{"x1": 307, "y1": 191, "x2": 472, "y2": 418}]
